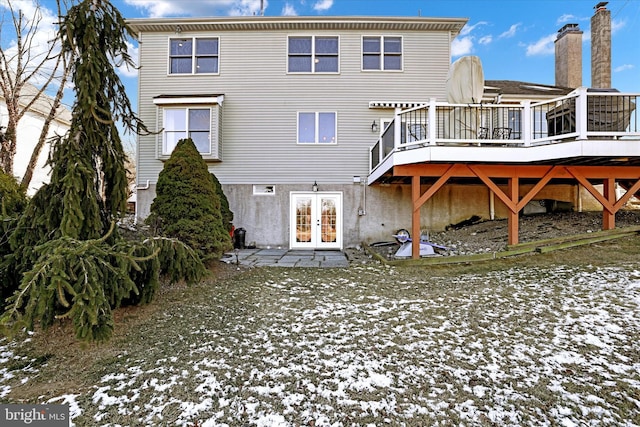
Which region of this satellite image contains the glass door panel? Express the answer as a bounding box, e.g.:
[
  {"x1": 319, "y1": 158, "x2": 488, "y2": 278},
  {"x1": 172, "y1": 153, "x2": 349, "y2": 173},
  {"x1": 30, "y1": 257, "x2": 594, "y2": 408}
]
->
[
  {"x1": 290, "y1": 193, "x2": 342, "y2": 249},
  {"x1": 295, "y1": 197, "x2": 313, "y2": 243}
]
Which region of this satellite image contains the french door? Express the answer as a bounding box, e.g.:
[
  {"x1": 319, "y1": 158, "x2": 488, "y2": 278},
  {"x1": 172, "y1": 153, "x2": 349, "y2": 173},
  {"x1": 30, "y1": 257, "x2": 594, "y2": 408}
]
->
[{"x1": 290, "y1": 192, "x2": 342, "y2": 250}]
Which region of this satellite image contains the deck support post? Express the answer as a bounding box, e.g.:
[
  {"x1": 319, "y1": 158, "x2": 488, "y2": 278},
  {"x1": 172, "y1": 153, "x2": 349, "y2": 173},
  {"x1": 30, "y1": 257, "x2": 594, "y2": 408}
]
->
[
  {"x1": 393, "y1": 163, "x2": 640, "y2": 259},
  {"x1": 411, "y1": 175, "x2": 421, "y2": 259},
  {"x1": 508, "y1": 176, "x2": 519, "y2": 245},
  {"x1": 603, "y1": 178, "x2": 616, "y2": 230}
]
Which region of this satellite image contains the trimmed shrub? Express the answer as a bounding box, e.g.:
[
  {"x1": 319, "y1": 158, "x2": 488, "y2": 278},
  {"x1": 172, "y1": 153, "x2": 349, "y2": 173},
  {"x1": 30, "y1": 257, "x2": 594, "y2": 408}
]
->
[
  {"x1": 147, "y1": 139, "x2": 232, "y2": 261},
  {"x1": 210, "y1": 172, "x2": 233, "y2": 233}
]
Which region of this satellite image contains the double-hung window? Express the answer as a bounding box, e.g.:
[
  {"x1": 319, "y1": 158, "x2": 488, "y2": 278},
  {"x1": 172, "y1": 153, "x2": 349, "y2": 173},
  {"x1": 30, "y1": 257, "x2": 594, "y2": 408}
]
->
[
  {"x1": 362, "y1": 36, "x2": 402, "y2": 71},
  {"x1": 288, "y1": 36, "x2": 339, "y2": 73},
  {"x1": 163, "y1": 108, "x2": 212, "y2": 154},
  {"x1": 169, "y1": 37, "x2": 219, "y2": 74},
  {"x1": 298, "y1": 112, "x2": 337, "y2": 144}
]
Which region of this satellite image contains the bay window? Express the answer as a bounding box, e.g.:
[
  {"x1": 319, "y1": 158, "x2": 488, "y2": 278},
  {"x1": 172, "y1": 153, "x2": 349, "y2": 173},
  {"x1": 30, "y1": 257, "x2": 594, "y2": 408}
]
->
[
  {"x1": 163, "y1": 108, "x2": 211, "y2": 154},
  {"x1": 154, "y1": 95, "x2": 224, "y2": 160}
]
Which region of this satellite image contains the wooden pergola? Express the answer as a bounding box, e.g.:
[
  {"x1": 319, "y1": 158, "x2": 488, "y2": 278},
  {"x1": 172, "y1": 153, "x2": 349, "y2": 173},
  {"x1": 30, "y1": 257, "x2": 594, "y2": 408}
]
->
[{"x1": 394, "y1": 163, "x2": 640, "y2": 259}]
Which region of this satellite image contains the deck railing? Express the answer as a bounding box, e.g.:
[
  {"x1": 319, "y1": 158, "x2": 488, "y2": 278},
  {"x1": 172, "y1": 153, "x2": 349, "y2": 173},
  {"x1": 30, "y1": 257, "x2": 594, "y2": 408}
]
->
[{"x1": 370, "y1": 88, "x2": 640, "y2": 172}]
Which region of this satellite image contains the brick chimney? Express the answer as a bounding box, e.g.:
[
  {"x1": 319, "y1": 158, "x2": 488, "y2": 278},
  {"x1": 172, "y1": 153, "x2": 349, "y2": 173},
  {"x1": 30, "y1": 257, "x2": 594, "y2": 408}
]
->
[
  {"x1": 591, "y1": 1, "x2": 611, "y2": 88},
  {"x1": 555, "y1": 23, "x2": 583, "y2": 88}
]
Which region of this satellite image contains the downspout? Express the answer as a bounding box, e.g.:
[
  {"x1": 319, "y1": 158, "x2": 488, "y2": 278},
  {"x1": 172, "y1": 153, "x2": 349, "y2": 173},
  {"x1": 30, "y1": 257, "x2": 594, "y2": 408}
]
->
[
  {"x1": 362, "y1": 179, "x2": 367, "y2": 216},
  {"x1": 137, "y1": 180, "x2": 151, "y2": 191},
  {"x1": 134, "y1": 180, "x2": 151, "y2": 224}
]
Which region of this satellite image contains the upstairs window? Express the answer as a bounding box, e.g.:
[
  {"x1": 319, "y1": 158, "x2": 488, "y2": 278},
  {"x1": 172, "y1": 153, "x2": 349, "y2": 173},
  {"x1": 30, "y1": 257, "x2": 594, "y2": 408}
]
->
[
  {"x1": 288, "y1": 36, "x2": 339, "y2": 73},
  {"x1": 362, "y1": 36, "x2": 402, "y2": 71},
  {"x1": 298, "y1": 112, "x2": 337, "y2": 144},
  {"x1": 169, "y1": 37, "x2": 219, "y2": 74}
]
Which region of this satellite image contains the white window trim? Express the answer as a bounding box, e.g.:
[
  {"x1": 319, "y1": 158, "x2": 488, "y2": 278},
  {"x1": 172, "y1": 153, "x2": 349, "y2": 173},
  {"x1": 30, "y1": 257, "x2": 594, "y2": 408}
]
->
[
  {"x1": 297, "y1": 111, "x2": 338, "y2": 145},
  {"x1": 361, "y1": 35, "x2": 404, "y2": 72},
  {"x1": 253, "y1": 185, "x2": 276, "y2": 195},
  {"x1": 160, "y1": 107, "x2": 211, "y2": 155},
  {"x1": 287, "y1": 35, "x2": 340, "y2": 74},
  {"x1": 168, "y1": 36, "x2": 220, "y2": 76},
  {"x1": 153, "y1": 96, "x2": 224, "y2": 159}
]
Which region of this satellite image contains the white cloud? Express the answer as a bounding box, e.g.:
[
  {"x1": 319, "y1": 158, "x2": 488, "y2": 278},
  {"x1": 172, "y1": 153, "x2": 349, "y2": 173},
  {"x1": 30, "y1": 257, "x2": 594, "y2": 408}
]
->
[
  {"x1": 281, "y1": 3, "x2": 297, "y2": 16},
  {"x1": 614, "y1": 64, "x2": 634, "y2": 73},
  {"x1": 451, "y1": 21, "x2": 492, "y2": 56},
  {"x1": 0, "y1": 0, "x2": 62, "y2": 83},
  {"x1": 123, "y1": 0, "x2": 265, "y2": 18},
  {"x1": 228, "y1": 0, "x2": 266, "y2": 16},
  {"x1": 611, "y1": 18, "x2": 625, "y2": 34},
  {"x1": 116, "y1": 41, "x2": 140, "y2": 79},
  {"x1": 499, "y1": 23, "x2": 520, "y2": 39},
  {"x1": 460, "y1": 21, "x2": 487, "y2": 37},
  {"x1": 451, "y1": 37, "x2": 473, "y2": 57},
  {"x1": 478, "y1": 35, "x2": 492, "y2": 45},
  {"x1": 313, "y1": 0, "x2": 333, "y2": 12},
  {"x1": 451, "y1": 21, "x2": 490, "y2": 57},
  {"x1": 525, "y1": 33, "x2": 556, "y2": 56},
  {"x1": 557, "y1": 14, "x2": 578, "y2": 25}
]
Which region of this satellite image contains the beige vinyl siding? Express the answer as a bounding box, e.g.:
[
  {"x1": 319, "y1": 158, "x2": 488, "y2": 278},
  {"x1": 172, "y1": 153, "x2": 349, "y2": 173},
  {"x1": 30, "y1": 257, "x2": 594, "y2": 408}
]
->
[{"x1": 136, "y1": 28, "x2": 452, "y2": 184}]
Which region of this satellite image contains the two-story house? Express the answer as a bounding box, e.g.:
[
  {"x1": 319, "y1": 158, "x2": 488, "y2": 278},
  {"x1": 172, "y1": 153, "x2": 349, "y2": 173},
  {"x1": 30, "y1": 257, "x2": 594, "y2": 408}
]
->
[
  {"x1": 130, "y1": 15, "x2": 469, "y2": 250},
  {"x1": 130, "y1": 7, "x2": 639, "y2": 258}
]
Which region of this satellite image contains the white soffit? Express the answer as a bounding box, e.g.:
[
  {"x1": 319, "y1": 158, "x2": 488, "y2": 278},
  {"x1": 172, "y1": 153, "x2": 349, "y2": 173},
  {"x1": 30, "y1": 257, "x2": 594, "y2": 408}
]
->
[{"x1": 153, "y1": 95, "x2": 224, "y2": 105}]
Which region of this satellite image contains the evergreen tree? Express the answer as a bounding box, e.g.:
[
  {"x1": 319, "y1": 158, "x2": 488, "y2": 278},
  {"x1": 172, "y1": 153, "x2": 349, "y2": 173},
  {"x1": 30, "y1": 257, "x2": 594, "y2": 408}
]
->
[
  {"x1": 0, "y1": 169, "x2": 26, "y2": 302},
  {"x1": 0, "y1": 0, "x2": 205, "y2": 342},
  {"x1": 210, "y1": 172, "x2": 233, "y2": 233},
  {"x1": 0, "y1": 169, "x2": 26, "y2": 217},
  {"x1": 148, "y1": 139, "x2": 232, "y2": 261}
]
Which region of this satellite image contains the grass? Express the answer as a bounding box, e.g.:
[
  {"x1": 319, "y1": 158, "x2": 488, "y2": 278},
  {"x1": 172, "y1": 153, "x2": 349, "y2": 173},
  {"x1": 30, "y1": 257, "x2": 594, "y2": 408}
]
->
[{"x1": 1, "y1": 236, "x2": 640, "y2": 425}]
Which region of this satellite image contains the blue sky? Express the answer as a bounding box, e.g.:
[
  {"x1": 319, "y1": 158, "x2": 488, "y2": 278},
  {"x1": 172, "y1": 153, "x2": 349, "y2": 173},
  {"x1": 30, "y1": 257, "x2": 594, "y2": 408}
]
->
[
  {"x1": 117, "y1": 0, "x2": 639, "y2": 92},
  {"x1": 4, "y1": 0, "x2": 640, "y2": 150},
  {"x1": 10, "y1": 0, "x2": 640, "y2": 91}
]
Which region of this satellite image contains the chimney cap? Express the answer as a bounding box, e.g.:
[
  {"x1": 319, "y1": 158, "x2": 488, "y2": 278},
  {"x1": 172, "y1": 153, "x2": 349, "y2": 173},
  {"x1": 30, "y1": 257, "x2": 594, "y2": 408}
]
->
[
  {"x1": 558, "y1": 23, "x2": 581, "y2": 35},
  {"x1": 595, "y1": 2, "x2": 608, "y2": 10}
]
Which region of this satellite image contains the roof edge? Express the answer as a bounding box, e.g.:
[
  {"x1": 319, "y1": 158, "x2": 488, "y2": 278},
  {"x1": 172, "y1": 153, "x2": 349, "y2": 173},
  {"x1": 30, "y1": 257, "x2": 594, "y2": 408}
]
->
[{"x1": 127, "y1": 15, "x2": 468, "y2": 35}]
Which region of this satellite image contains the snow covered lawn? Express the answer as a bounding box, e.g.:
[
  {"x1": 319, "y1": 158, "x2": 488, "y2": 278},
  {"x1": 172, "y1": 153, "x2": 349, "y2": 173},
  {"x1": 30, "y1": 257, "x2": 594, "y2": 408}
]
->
[{"x1": 1, "y1": 262, "x2": 640, "y2": 426}]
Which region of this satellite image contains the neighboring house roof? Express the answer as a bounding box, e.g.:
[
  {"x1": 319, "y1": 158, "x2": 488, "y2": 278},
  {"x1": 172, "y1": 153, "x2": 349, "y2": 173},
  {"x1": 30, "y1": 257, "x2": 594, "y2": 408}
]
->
[
  {"x1": 484, "y1": 80, "x2": 573, "y2": 102},
  {"x1": 128, "y1": 15, "x2": 467, "y2": 36},
  {"x1": 0, "y1": 80, "x2": 72, "y2": 126}
]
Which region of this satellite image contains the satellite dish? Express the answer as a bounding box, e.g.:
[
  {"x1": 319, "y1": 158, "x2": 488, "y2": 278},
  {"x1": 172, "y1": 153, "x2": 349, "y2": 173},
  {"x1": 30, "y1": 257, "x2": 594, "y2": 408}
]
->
[{"x1": 446, "y1": 56, "x2": 485, "y2": 104}]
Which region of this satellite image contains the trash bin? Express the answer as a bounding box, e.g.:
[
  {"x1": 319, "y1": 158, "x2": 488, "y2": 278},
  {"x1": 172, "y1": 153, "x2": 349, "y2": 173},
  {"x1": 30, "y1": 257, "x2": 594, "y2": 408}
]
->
[{"x1": 233, "y1": 227, "x2": 246, "y2": 249}]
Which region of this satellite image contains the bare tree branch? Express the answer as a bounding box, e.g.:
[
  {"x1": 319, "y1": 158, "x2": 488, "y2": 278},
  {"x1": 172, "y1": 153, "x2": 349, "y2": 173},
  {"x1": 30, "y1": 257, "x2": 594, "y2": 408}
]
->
[{"x1": 0, "y1": 0, "x2": 74, "y2": 185}]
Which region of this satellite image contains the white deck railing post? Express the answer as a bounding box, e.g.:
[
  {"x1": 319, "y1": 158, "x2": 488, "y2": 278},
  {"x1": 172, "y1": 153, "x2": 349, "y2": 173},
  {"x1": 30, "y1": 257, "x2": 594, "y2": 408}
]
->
[
  {"x1": 522, "y1": 101, "x2": 532, "y2": 146},
  {"x1": 394, "y1": 107, "x2": 402, "y2": 149},
  {"x1": 575, "y1": 87, "x2": 588, "y2": 140},
  {"x1": 428, "y1": 98, "x2": 437, "y2": 145}
]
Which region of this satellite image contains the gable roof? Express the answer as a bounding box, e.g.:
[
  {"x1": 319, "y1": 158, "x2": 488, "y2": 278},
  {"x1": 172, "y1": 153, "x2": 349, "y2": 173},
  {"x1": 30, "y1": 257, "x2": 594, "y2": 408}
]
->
[
  {"x1": 484, "y1": 80, "x2": 573, "y2": 97},
  {"x1": 127, "y1": 15, "x2": 468, "y2": 36},
  {"x1": 0, "y1": 80, "x2": 72, "y2": 125}
]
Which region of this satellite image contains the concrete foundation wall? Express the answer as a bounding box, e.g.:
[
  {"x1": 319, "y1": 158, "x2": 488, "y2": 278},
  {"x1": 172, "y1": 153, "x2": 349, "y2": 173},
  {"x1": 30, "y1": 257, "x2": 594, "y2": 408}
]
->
[{"x1": 137, "y1": 181, "x2": 612, "y2": 249}]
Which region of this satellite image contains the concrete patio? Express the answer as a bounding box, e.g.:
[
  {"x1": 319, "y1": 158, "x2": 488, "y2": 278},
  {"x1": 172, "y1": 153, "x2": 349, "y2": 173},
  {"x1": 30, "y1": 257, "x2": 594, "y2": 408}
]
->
[{"x1": 222, "y1": 248, "x2": 350, "y2": 268}]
